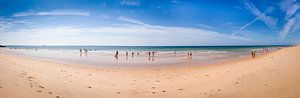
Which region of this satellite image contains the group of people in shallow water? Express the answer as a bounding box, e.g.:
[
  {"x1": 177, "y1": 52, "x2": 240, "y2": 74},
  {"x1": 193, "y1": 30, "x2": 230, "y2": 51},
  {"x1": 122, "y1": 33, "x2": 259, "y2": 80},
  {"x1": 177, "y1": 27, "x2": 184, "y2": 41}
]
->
[
  {"x1": 114, "y1": 51, "x2": 157, "y2": 61},
  {"x1": 78, "y1": 47, "x2": 272, "y2": 60},
  {"x1": 251, "y1": 48, "x2": 272, "y2": 58},
  {"x1": 78, "y1": 49, "x2": 195, "y2": 61},
  {"x1": 79, "y1": 49, "x2": 88, "y2": 56}
]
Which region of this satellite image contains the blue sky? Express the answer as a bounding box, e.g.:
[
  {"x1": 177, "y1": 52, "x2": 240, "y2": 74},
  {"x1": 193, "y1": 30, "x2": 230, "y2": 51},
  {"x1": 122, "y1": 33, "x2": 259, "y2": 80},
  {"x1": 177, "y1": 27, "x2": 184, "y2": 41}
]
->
[{"x1": 0, "y1": 0, "x2": 299, "y2": 45}]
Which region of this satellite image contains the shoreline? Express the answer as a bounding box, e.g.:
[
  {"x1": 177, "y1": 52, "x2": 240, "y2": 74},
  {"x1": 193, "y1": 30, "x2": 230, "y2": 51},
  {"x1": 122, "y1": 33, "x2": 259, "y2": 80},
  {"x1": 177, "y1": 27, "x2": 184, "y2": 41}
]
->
[
  {"x1": 0, "y1": 46, "x2": 278, "y2": 69},
  {"x1": 0, "y1": 46, "x2": 299, "y2": 98}
]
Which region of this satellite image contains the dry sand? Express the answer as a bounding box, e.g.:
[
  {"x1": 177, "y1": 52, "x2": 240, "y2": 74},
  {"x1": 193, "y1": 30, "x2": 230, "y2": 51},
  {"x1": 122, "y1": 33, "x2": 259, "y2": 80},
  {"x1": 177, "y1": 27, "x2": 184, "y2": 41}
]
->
[{"x1": 0, "y1": 46, "x2": 300, "y2": 98}]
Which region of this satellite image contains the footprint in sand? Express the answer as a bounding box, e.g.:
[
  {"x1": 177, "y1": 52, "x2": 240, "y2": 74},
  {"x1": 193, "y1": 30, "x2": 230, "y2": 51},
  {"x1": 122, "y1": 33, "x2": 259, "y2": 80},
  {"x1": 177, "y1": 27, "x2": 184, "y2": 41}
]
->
[
  {"x1": 178, "y1": 88, "x2": 183, "y2": 91},
  {"x1": 38, "y1": 85, "x2": 45, "y2": 89},
  {"x1": 0, "y1": 86, "x2": 2, "y2": 88},
  {"x1": 162, "y1": 90, "x2": 166, "y2": 92},
  {"x1": 37, "y1": 90, "x2": 42, "y2": 93},
  {"x1": 235, "y1": 82, "x2": 239, "y2": 85},
  {"x1": 56, "y1": 96, "x2": 60, "y2": 98},
  {"x1": 151, "y1": 87, "x2": 155, "y2": 89},
  {"x1": 152, "y1": 92, "x2": 156, "y2": 94},
  {"x1": 218, "y1": 89, "x2": 221, "y2": 92},
  {"x1": 88, "y1": 86, "x2": 92, "y2": 88},
  {"x1": 205, "y1": 74, "x2": 210, "y2": 77},
  {"x1": 117, "y1": 92, "x2": 121, "y2": 94},
  {"x1": 265, "y1": 83, "x2": 268, "y2": 86},
  {"x1": 48, "y1": 91, "x2": 53, "y2": 94},
  {"x1": 28, "y1": 76, "x2": 35, "y2": 79}
]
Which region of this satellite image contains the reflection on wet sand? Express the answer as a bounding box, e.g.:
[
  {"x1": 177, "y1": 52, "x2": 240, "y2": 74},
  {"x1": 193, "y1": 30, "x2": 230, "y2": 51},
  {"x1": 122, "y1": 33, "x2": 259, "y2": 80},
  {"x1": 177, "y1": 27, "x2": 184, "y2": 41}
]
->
[{"x1": 4, "y1": 47, "x2": 280, "y2": 67}]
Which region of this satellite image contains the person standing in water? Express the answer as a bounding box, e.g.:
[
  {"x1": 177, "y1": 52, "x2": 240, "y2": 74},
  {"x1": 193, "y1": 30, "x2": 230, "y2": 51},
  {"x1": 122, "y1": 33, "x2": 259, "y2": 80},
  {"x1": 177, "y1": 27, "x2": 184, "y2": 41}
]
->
[
  {"x1": 131, "y1": 52, "x2": 134, "y2": 58},
  {"x1": 152, "y1": 52, "x2": 155, "y2": 57},
  {"x1": 152, "y1": 52, "x2": 155, "y2": 61},
  {"x1": 126, "y1": 52, "x2": 128, "y2": 60},
  {"x1": 83, "y1": 49, "x2": 88, "y2": 56},
  {"x1": 148, "y1": 52, "x2": 151, "y2": 57},
  {"x1": 114, "y1": 51, "x2": 119, "y2": 60},
  {"x1": 189, "y1": 51, "x2": 192, "y2": 59},
  {"x1": 251, "y1": 50, "x2": 256, "y2": 58},
  {"x1": 79, "y1": 49, "x2": 83, "y2": 57},
  {"x1": 174, "y1": 51, "x2": 177, "y2": 57},
  {"x1": 148, "y1": 52, "x2": 151, "y2": 61}
]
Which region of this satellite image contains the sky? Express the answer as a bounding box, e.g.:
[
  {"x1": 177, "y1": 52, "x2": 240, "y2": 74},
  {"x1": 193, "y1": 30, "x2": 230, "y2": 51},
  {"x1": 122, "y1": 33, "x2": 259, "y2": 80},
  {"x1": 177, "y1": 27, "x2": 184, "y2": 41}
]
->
[{"x1": 0, "y1": 0, "x2": 300, "y2": 46}]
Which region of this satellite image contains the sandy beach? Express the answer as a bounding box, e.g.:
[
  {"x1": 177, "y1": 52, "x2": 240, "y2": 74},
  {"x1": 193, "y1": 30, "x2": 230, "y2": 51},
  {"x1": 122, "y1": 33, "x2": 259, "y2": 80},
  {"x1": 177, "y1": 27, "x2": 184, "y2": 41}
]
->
[{"x1": 0, "y1": 46, "x2": 299, "y2": 98}]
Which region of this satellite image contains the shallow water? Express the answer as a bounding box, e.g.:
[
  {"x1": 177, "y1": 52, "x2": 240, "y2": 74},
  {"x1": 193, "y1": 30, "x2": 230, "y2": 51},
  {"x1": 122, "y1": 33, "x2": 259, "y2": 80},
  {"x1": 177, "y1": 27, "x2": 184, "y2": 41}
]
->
[{"x1": 3, "y1": 45, "x2": 287, "y2": 67}]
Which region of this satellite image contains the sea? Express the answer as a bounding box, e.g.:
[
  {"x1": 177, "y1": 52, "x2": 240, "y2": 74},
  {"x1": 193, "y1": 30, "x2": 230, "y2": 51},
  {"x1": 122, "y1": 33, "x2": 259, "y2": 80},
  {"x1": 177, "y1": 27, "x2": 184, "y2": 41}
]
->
[{"x1": 2, "y1": 45, "x2": 290, "y2": 67}]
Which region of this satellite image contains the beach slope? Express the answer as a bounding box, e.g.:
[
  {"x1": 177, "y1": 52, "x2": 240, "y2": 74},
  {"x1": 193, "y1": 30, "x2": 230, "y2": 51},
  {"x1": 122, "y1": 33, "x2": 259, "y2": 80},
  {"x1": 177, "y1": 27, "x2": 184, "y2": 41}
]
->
[{"x1": 0, "y1": 46, "x2": 300, "y2": 98}]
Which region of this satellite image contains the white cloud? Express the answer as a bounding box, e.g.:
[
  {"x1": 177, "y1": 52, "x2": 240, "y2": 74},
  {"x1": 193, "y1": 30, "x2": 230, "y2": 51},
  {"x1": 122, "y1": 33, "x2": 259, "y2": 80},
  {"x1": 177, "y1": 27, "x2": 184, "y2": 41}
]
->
[
  {"x1": 117, "y1": 16, "x2": 149, "y2": 26},
  {"x1": 240, "y1": 0, "x2": 277, "y2": 30},
  {"x1": 279, "y1": 0, "x2": 300, "y2": 39},
  {"x1": 279, "y1": 14, "x2": 300, "y2": 39},
  {"x1": 171, "y1": 0, "x2": 179, "y2": 3},
  {"x1": 240, "y1": 18, "x2": 258, "y2": 30},
  {"x1": 0, "y1": 17, "x2": 253, "y2": 45},
  {"x1": 0, "y1": 18, "x2": 33, "y2": 32},
  {"x1": 280, "y1": 0, "x2": 300, "y2": 19},
  {"x1": 119, "y1": 0, "x2": 141, "y2": 6},
  {"x1": 14, "y1": 10, "x2": 90, "y2": 17}
]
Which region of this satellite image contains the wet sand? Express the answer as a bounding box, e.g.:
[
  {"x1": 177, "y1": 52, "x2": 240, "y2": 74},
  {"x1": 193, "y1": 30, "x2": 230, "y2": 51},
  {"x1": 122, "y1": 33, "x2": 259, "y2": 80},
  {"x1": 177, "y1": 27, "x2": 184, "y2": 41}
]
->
[{"x1": 0, "y1": 46, "x2": 300, "y2": 98}]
